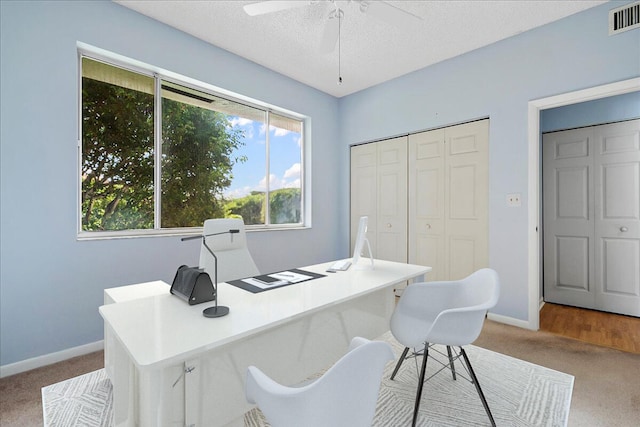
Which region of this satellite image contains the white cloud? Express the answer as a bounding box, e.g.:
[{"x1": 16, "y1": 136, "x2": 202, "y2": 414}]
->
[
  {"x1": 283, "y1": 178, "x2": 301, "y2": 189},
  {"x1": 283, "y1": 163, "x2": 300, "y2": 180},
  {"x1": 258, "y1": 173, "x2": 281, "y2": 191},
  {"x1": 225, "y1": 162, "x2": 301, "y2": 199},
  {"x1": 229, "y1": 117, "x2": 252, "y2": 127}
]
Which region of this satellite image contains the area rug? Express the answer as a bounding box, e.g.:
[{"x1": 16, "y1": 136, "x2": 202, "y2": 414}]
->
[
  {"x1": 41, "y1": 369, "x2": 112, "y2": 427},
  {"x1": 43, "y1": 331, "x2": 574, "y2": 427}
]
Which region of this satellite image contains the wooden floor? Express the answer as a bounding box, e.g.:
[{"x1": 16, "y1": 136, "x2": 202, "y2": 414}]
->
[{"x1": 540, "y1": 302, "x2": 640, "y2": 354}]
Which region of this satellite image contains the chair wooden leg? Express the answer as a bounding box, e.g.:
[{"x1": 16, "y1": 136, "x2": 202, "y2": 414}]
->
[
  {"x1": 412, "y1": 343, "x2": 429, "y2": 427},
  {"x1": 390, "y1": 347, "x2": 410, "y2": 380},
  {"x1": 460, "y1": 347, "x2": 496, "y2": 427},
  {"x1": 446, "y1": 345, "x2": 457, "y2": 380}
]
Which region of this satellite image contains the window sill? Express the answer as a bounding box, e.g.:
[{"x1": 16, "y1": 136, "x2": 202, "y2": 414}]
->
[{"x1": 77, "y1": 224, "x2": 309, "y2": 241}]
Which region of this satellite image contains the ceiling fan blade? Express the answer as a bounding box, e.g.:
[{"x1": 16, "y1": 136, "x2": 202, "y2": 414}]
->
[
  {"x1": 363, "y1": 1, "x2": 422, "y2": 28},
  {"x1": 319, "y1": 15, "x2": 340, "y2": 53},
  {"x1": 243, "y1": 1, "x2": 312, "y2": 17}
]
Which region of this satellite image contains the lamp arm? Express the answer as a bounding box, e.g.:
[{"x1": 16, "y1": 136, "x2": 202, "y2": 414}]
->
[
  {"x1": 202, "y1": 237, "x2": 219, "y2": 310},
  {"x1": 180, "y1": 229, "x2": 239, "y2": 241}
]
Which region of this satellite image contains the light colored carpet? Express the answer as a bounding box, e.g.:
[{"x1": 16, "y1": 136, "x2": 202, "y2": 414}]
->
[{"x1": 42, "y1": 331, "x2": 574, "y2": 427}]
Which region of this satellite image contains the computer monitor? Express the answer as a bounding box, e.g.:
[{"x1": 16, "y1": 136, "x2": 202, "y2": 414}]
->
[{"x1": 352, "y1": 216, "x2": 374, "y2": 270}]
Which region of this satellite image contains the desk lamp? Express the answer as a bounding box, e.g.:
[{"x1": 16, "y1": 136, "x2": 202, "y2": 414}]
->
[{"x1": 181, "y1": 229, "x2": 239, "y2": 318}]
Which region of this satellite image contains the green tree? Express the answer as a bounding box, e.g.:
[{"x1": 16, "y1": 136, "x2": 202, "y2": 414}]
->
[
  {"x1": 270, "y1": 188, "x2": 301, "y2": 224},
  {"x1": 81, "y1": 78, "x2": 245, "y2": 231},
  {"x1": 225, "y1": 192, "x2": 265, "y2": 225},
  {"x1": 81, "y1": 78, "x2": 155, "y2": 231},
  {"x1": 160, "y1": 98, "x2": 245, "y2": 228}
]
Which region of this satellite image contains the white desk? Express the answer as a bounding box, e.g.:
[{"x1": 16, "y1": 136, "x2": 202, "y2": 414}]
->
[{"x1": 100, "y1": 259, "x2": 430, "y2": 427}]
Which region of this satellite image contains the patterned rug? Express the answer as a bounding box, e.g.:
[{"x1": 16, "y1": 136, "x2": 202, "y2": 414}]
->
[
  {"x1": 41, "y1": 369, "x2": 112, "y2": 427},
  {"x1": 43, "y1": 331, "x2": 574, "y2": 427}
]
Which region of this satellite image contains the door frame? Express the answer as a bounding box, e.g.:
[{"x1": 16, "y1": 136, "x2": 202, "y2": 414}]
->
[{"x1": 526, "y1": 77, "x2": 640, "y2": 330}]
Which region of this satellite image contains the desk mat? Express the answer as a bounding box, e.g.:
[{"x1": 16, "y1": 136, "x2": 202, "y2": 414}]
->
[{"x1": 227, "y1": 269, "x2": 326, "y2": 293}]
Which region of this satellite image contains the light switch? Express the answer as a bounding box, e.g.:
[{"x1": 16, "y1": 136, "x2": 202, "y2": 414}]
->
[{"x1": 507, "y1": 193, "x2": 521, "y2": 207}]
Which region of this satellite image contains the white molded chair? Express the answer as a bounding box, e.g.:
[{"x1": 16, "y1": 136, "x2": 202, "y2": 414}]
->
[
  {"x1": 389, "y1": 268, "x2": 500, "y2": 427},
  {"x1": 199, "y1": 218, "x2": 259, "y2": 283},
  {"x1": 245, "y1": 337, "x2": 394, "y2": 427}
]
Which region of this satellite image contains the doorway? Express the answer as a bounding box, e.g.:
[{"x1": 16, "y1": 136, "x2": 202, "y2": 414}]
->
[
  {"x1": 526, "y1": 77, "x2": 640, "y2": 330},
  {"x1": 542, "y1": 119, "x2": 640, "y2": 316}
]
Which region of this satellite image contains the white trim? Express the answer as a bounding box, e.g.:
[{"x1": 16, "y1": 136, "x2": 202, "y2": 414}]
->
[
  {"x1": 0, "y1": 340, "x2": 104, "y2": 378},
  {"x1": 527, "y1": 77, "x2": 640, "y2": 331},
  {"x1": 487, "y1": 312, "x2": 534, "y2": 330}
]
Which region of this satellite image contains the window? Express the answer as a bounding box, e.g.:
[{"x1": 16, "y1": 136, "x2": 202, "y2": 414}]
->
[{"x1": 80, "y1": 55, "x2": 304, "y2": 236}]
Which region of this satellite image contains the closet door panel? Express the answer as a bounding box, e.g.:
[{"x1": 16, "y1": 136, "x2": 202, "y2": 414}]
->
[
  {"x1": 350, "y1": 143, "x2": 378, "y2": 255},
  {"x1": 543, "y1": 128, "x2": 596, "y2": 308},
  {"x1": 594, "y1": 119, "x2": 640, "y2": 316},
  {"x1": 409, "y1": 129, "x2": 445, "y2": 280},
  {"x1": 377, "y1": 137, "x2": 407, "y2": 263},
  {"x1": 445, "y1": 120, "x2": 489, "y2": 280},
  {"x1": 448, "y1": 235, "x2": 477, "y2": 279}
]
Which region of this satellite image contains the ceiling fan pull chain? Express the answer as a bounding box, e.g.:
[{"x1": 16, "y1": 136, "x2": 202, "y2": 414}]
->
[{"x1": 338, "y1": 8, "x2": 343, "y2": 85}]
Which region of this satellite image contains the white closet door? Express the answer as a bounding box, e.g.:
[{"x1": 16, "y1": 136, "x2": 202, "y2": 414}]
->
[
  {"x1": 376, "y1": 137, "x2": 407, "y2": 263},
  {"x1": 594, "y1": 120, "x2": 640, "y2": 316},
  {"x1": 543, "y1": 128, "x2": 596, "y2": 309},
  {"x1": 409, "y1": 129, "x2": 446, "y2": 280},
  {"x1": 445, "y1": 120, "x2": 490, "y2": 280},
  {"x1": 408, "y1": 119, "x2": 489, "y2": 281},
  {"x1": 543, "y1": 119, "x2": 640, "y2": 317},
  {"x1": 350, "y1": 143, "x2": 378, "y2": 255}
]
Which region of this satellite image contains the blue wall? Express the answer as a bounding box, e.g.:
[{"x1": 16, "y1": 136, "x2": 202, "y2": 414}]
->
[
  {"x1": 1, "y1": 0, "x2": 639, "y2": 368},
  {"x1": 0, "y1": 1, "x2": 342, "y2": 367},
  {"x1": 541, "y1": 91, "x2": 640, "y2": 132},
  {"x1": 338, "y1": 2, "x2": 639, "y2": 321}
]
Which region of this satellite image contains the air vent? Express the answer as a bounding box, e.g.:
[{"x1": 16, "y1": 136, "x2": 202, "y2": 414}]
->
[{"x1": 609, "y1": 1, "x2": 640, "y2": 35}]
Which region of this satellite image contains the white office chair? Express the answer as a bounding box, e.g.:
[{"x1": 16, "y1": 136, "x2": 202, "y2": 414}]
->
[
  {"x1": 245, "y1": 337, "x2": 394, "y2": 427},
  {"x1": 389, "y1": 268, "x2": 500, "y2": 427},
  {"x1": 199, "y1": 218, "x2": 259, "y2": 283}
]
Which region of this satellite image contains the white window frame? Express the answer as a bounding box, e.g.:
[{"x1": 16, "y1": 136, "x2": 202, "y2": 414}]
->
[{"x1": 77, "y1": 45, "x2": 308, "y2": 239}]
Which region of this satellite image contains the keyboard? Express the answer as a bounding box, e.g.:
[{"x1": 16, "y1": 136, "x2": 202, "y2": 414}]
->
[{"x1": 327, "y1": 260, "x2": 351, "y2": 272}]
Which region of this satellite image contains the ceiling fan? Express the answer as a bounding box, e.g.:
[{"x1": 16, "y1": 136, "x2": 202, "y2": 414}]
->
[{"x1": 243, "y1": 1, "x2": 422, "y2": 53}]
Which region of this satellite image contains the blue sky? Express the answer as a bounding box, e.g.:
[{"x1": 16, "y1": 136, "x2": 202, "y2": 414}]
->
[{"x1": 224, "y1": 117, "x2": 301, "y2": 199}]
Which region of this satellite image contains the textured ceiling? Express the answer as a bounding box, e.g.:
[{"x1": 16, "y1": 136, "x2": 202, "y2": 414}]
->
[{"x1": 115, "y1": 0, "x2": 608, "y2": 97}]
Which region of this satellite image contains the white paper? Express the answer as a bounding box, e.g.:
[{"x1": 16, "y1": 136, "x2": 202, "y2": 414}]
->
[
  {"x1": 269, "y1": 271, "x2": 313, "y2": 283},
  {"x1": 241, "y1": 277, "x2": 286, "y2": 289}
]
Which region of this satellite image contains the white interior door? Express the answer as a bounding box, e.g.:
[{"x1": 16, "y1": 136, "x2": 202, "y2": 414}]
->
[
  {"x1": 350, "y1": 143, "x2": 378, "y2": 255},
  {"x1": 543, "y1": 128, "x2": 596, "y2": 308},
  {"x1": 350, "y1": 138, "x2": 407, "y2": 263},
  {"x1": 594, "y1": 120, "x2": 640, "y2": 316},
  {"x1": 409, "y1": 129, "x2": 446, "y2": 280},
  {"x1": 408, "y1": 120, "x2": 489, "y2": 281},
  {"x1": 543, "y1": 119, "x2": 640, "y2": 316},
  {"x1": 376, "y1": 137, "x2": 407, "y2": 263},
  {"x1": 445, "y1": 120, "x2": 490, "y2": 280}
]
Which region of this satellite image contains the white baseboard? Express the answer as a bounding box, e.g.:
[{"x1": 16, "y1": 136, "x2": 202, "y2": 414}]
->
[
  {"x1": 0, "y1": 340, "x2": 104, "y2": 379},
  {"x1": 487, "y1": 312, "x2": 536, "y2": 330}
]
